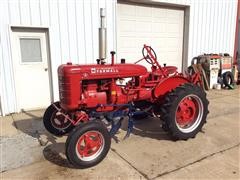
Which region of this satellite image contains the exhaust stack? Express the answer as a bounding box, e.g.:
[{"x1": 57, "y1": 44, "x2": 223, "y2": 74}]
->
[{"x1": 99, "y1": 8, "x2": 107, "y2": 63}]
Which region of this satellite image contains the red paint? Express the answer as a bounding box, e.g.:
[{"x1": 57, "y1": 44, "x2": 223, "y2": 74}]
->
[
  {"x1": 58, "y1": 63, "x2": 148, "y2": 110},
  {"x1": 57, "y1": 45, "x2": 201, "y2": 117},
  {"x1": 222, "y1": 64, "x2": 232, "y2": 69},
  {"x1": 75, "y1": 111, "x2": 89, "y2": 124},
  {"x1": 153, "y1": 76, "x2": 190, "y2": 99},
  {"x1": 176, "y1": 97, "x2": 197, "y2": 126},
  {"x1": 144, "y1": 44, "x2": 168, "y2": 77},
  {"x1": 234, "y1": 0, "x2": 240, "y2": 65},
  {"x1": 76, "y1": 131, "x2": 103, "y2": 158},
  {"x1": 210, "y1": 55, "x2": 221, "y2": 59}
]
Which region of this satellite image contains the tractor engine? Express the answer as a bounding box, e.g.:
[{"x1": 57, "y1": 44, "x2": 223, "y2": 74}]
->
[{"x1": 58, "y1": 62, "x2": 151, "y2": 112}]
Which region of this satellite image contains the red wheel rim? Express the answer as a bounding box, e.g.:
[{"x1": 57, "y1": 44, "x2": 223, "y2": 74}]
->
[
  {"x1": 50, "y1": 111, "x2": 71, "y2": 130},
  {"x1": 76, "y1": 131, "x2": 104, "y2": 161},
  {"x1": 175, "y1": 94, "x2": 203, "y2": 132}
]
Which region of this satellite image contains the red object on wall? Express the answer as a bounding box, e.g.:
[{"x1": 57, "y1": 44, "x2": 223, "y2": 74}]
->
[{"x1": 234, "y1": 0, "x2": 240, "y2": 65}]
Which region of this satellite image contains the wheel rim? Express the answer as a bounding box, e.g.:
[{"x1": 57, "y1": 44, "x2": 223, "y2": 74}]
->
[
  {"x1": 175, "y1": 94, "x2": 204, "y2": 133},
  {"x1": 50, "y1": 111, "x2": 71, "y2": 130},
  {"x1": 75, "y1": 131, "x2": 105, "y2": 161}
]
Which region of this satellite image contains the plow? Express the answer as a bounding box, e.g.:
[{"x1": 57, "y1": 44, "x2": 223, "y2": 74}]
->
[{"x1": 43, "y1": 44, "x2": 209, "y2": 168}]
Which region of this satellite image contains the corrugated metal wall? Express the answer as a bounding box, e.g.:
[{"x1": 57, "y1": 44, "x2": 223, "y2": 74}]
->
[
  {"x1": 0, "y1": 0, "x2": 116, "y2": 115},
  {"x1": 188, "y1": 0, "x2": 237, "y2": 61},
  {"x1": 0, "y1": 0, "x2": 238, "y2": 115},
  {"x1": 152, "y1": 0, "x2": 238, "y2": 62}
]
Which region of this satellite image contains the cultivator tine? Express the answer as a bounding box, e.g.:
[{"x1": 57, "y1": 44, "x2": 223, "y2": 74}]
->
[
  {"x1": 109, "y1": 117, "x2": 123, "y2": 141},
  {"x1": 123, "y1": 117, "x2": 134, "y2": 140}
]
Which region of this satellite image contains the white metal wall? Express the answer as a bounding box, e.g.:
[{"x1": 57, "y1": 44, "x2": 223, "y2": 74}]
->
[
  {"x1": 151, "y1": 0, "x2": 238, "y2": 62},
  {"x1": 0, "y1": 0, "x2": 116, "y2": 115},
  {"x1": 0, "y1": 0, "x2": 238, "y2": 115}
]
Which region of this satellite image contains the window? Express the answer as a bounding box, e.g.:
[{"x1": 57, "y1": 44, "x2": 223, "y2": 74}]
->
[{"x1": 20, "y1": 38, "x2": 42, "y2": 62}]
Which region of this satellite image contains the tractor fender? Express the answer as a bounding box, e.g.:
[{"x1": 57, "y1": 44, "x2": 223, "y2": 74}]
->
[{"x1": 153, "y1": 76, "x2": 190, "y2": 99}]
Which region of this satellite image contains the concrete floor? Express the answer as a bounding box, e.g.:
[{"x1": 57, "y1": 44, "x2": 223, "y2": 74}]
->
[{"x1": 0, "y1": 87, "x2": 239, "y2": 180}]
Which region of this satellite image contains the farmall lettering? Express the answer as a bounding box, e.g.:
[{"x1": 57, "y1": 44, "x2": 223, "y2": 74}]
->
[{"x1": 91, "y1": 67, "x2": 119, "y2": 74}]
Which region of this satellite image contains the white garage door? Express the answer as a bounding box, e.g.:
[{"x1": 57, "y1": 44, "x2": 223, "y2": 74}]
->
[{"x1": 117, "y1": 3, "x2": 184, "y2": 71}]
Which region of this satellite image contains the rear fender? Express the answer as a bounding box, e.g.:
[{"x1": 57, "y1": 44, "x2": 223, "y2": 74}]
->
[{"x1": 153, "y1": 76, "x2": 190, "y2": 99}]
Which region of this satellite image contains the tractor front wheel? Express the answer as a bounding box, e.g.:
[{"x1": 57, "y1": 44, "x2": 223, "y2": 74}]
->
[
  {"x1": 160, "y1": 83, "x2": 209, "y2": 140},
  {"x1": 66, "y1": 121, "x2": 111, "y2": 168},
  {"x1": 43, "y1": 102, "x2": 73, "y2": 136}
]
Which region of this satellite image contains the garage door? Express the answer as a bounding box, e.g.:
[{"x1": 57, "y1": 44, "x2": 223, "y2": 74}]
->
[{"x1": 117, "y1": 3, "x2": 184, "y2": 71}]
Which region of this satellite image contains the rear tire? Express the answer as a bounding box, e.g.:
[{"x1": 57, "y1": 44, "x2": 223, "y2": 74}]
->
[
  {"x1": 66, "y1": 121, "x2": 111, "y2": 168},
  {"x1": 160, "y1": 83, "x2": 209, "y2": 140},
  {"x1": 222, "y1": 71, "x2": 234, "y2": 88},
  {"x1": 43, "y1": 102, "x2": 73, "y2": 136}
]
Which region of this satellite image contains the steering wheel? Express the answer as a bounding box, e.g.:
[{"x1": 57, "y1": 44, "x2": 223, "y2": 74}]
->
[{"x1": 142, "y1": 45, "x2": 157, "y2": 65}]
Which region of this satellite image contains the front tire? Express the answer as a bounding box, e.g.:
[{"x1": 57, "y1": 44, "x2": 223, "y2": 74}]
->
[
  {"x1": 160, "y1": 83, "x2": 209, "y2": 140},
  {"x1": 66, "y1": 121, "x2": 111, "y2": 168},
  {"x1": 43, "y1": 102, "x2": 73, "y2": 136}
]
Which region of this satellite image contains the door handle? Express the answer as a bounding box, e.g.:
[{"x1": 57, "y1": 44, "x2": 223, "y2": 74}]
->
[{"x1": 44, "y1": 68, "x2": 48, "y2": 71}]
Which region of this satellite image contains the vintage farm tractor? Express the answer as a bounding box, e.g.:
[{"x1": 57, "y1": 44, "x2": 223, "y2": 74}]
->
[{"x1": 43, "y1": 45, "x2": 209, "y2": 168}]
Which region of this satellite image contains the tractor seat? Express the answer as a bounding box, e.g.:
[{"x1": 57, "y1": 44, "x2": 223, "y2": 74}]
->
[
  {"x1": 152, "y1": 66, "x2": 178, "y2": 76},
  {"x1": 162, "y1": 66, "x2": 178, "y2": 75},
  {"x1": 140, "y1": 66, "x2": 178, "y2": 86}
]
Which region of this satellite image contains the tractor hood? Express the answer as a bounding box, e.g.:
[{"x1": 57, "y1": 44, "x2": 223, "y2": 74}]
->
[{"x1": 58, "y1": 63, "x2": 148, "y2": 79}]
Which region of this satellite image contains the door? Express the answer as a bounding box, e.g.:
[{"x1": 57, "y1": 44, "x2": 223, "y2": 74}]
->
[
  {"x1": 12, "y1": 31, "x2": 51, "y2": 111},
  {"x1": 117, "y1": 3, "x2": 184, "y2": 70}
]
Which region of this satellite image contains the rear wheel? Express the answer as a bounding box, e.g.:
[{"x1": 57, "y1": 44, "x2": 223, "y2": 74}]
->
[
  {"x1": 43, "y1": 102, "x2": 73, "y2": 136},
  {"x1": 66, "y1": 121, "x2": 111, "y2": 168},
  {"x1": 222, "y1": 71, "x2": 234, "y2": 88},
  {"x1": 160, "y1": 83, "x2": 209, "y2": 140}
]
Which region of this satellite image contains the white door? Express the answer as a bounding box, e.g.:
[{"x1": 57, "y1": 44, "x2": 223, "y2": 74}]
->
[
  {"x1": 117, "y1": 3, "x2": 184, "y2": 70},
  {"x1": 12, "y1": 31, "x2": 51, "y2": 111}
]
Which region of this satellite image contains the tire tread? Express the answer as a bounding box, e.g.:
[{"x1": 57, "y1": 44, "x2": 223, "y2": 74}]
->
[{"x1": 160, "y1": 83, "x2": 209, "y2": 140}]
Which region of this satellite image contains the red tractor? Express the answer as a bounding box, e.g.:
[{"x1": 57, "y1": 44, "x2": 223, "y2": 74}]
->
[{"x1": 43, "y1": 45, "x2": 209, "y2": 168}]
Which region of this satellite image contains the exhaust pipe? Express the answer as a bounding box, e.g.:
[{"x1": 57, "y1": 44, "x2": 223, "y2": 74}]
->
[{"x1": 99, "y1": 8, "x2": 107, "y2": 63}]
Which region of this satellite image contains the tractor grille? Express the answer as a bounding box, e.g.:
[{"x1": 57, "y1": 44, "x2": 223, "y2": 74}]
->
[{"x1": 58, "y1": 75, "x2": 71, "y2": 104}]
